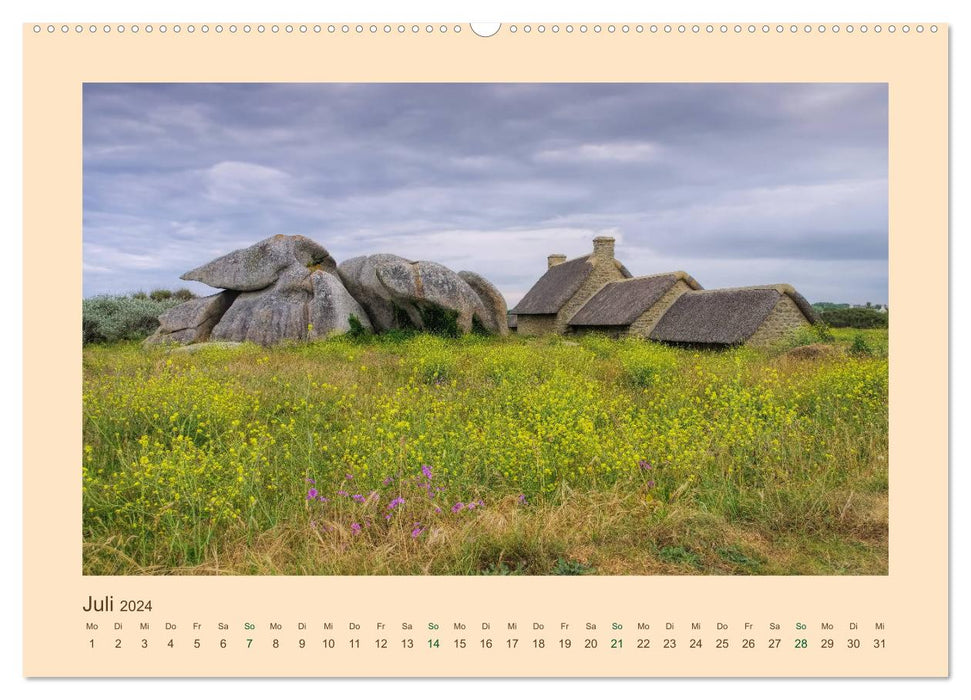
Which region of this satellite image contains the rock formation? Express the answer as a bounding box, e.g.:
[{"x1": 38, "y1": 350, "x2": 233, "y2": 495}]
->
[
  {"x1": 144, "y1": 291, "x2": 237, "y2": 345},
  {"x1": 181, "y1": 234, "x2": 336, "y2": 291},
  {"x1": 145, "y1": 235, "x2": 507, "y2": 346},
  {"x1": 459, "y1": 271, "x2": 509, "y2": 336},
  {"x1": 307, "y1": 270, "x2": 372, "y2": 340},
  {"x1": 335, "y1": 254, "x2": 408, "y2": 332},
  {"x1": 336, "y1": 255, "x2": 510, "y2": 335},
  {"x1": 209, "y1": 263, "x2": 316, "y2": 345}
]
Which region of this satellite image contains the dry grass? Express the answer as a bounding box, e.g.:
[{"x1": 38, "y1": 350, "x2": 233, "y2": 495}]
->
[{"x1": 85, "y1": 483, "x2": 886, "y2": 576}]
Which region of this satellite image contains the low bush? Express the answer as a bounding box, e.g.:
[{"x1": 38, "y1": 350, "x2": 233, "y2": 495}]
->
[
  {"x1": 849, "y1": 333, "x2": 875, "y2": 357},
  {"x1": 82, "y1": 294, "x2": 182, "y2": 345},
  {"x1": 347, "y1": 313, "x2": 371, "y2": 340},
  {"x1": 818, "y1": 308, "x2": 888, "y2": 329},
  {"x1": 784, "y1": 321, "x2": 835, "y2": 348}
]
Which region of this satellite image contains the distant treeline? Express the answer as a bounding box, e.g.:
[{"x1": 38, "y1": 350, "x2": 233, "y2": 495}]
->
[
  {"x1": 813, "y1": 304, "x2": 888, "y2": 329},
  {"x1": 83, "y1": 288, "x2": 197, "y2": 345}
]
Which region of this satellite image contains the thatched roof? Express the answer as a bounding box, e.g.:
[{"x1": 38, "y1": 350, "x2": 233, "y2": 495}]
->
[
  {"x1": 568, "y1": 272, "x2": 702, "y2": 327},
  {"x1": 511, "y1": 255, "x2": 631, "y2": 316},
  {"x1": 649, "y1": 285, "x2": 816, "y2": 345}
]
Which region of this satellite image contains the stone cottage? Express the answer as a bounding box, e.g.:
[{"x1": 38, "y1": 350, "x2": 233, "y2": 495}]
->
[
  {"x1": 509, "y1": 236, "x2": 632, "y2": 335},
  {"x1": 512, "y1": 237, "x2": 817, "y2": 347},
  {"x1": 567, "y1": 271, "x2": 703, "y2": 338},
  {"x1": 648, "y1": 285, "x2": 817, "y2": 347}
]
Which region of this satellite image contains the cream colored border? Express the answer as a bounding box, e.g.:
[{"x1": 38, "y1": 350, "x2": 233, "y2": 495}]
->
[{"x1": 23, "y1": 24, "x2": 947, "y2": 677}]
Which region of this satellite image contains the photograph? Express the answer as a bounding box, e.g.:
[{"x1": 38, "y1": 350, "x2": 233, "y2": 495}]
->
[{"x1": 81, "y1": 82, "x2": 889, "y2": 576}]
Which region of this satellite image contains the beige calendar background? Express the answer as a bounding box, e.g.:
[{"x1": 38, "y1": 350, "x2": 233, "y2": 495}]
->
[{"x1": 22, "y1": 22, "x2": 947, "y2": 677}]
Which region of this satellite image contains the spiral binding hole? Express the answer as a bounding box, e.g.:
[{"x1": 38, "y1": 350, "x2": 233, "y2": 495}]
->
[{"x1": 29, "y1": 22, "x2": 941, "y2": 38}]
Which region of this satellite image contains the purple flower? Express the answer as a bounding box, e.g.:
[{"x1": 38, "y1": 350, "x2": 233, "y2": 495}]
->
[
  {"x1": 387, "y1": 496, "x2": 405, "y2": 510},
  {"x1": 337, "y1": 490, "x2": 348, "y2": 497},
  {"x1": 345, "y1": 473, "x2": 354, "y2": 480},
  {"x1": 434, "y1": 507, "x2": 442, "y2": 514},
  {"x1": 306, "y1": 488, "x2": 318, "y2": 500},
  {"x1": 352, "y1": 494, "x2": 366, "y2": 502},
  {"x1": 305, "y1": 477, "x2": 316, "y2": 484},
  {"x1": 382, "y1": 475, "x2": 394, "y2": 486},
  {"x1": 451, "y1": 502, "x2": 465, "y2": 513},
  {"x1": 517, "y1": 494, "x2": 528, "y2": 505},
  {"x1": 411, "y1": 523, "x2": 424, "y2": 538},
  {"x1": 647, "y1": 480, "x2": 655, "y2": 489},
  {"x1": 639, "y1": 460, "x2": 653, "y2": 471},
  {"x1": 350, "y1": 523, "x2": 362, "y2": 534},
  {"x1": 318, "y1": 496, "x2": 329, "y2": 503},
  {"x1": 421, "y1": 464, "x2": 433, "y2": 480}
]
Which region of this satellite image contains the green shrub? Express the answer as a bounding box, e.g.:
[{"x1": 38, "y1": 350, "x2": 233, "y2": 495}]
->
[
  {"x1": 149, "y1": 288, "x2": 197, "y2": 302},
  {"x1": 347, "y1": 313, "x2": 370, "y2": 340},
  {"x1": 551, "y1": 558, "x2": 593, "y2": 575},
  {"x1": 82, "y1": 294, "x2": 182, "y2": 345},
  {"x1": 811, "y1": 321, "x2": 835, "y2": 342},
  {"x1": 849, "y1": 333, "x2": 874, "y2": 357},
  {"x1": 419, "y1": 305, "x2": 460, "y2": 338},
  {"x1": 785, "y1": 321, "x2": 835, "y2": 348},
  {"x1": 818, "y1": 308, "x2": 888, "y2": 329}
]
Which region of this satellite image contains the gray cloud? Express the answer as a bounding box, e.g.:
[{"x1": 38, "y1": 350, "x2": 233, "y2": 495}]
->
[{"x1": 84, "y1": 83, "x2": 888, "y2": 305}]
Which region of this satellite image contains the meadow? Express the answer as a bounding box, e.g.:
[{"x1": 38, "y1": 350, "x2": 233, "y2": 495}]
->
[{"x1": 82, "y1": 328, "x2": 888, "y2": 576}]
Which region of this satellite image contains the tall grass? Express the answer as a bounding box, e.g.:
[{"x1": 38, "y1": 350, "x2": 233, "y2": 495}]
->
[{"x1": 83, "y1": 332, "x2": 888, "y2": 575}]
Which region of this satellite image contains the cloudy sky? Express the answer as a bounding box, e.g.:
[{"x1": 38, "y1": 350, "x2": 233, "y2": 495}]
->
[{"x1": 83, "y1": 83, "x2": 887, "y2": 305}]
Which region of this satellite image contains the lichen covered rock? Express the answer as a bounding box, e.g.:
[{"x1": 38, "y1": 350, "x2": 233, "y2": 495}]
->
[
  {"x1": 210, "y1": 264, "x2": 314, "y2": 345},
  {"x1": 151, "y1": 235, "x2": 506, "y2": 346},
  {"x1": 181, "y1": 234, "x2": 336, "y2": 292},
  {"x1": 143, "y1": 291, "x2": 237, "y2": 346},
  {"x1": 459, "y1": 270, "x2": 509, "y2": 335},
  {"x1": 308, "y1": 270, "x2": 373, "y2": 339}
]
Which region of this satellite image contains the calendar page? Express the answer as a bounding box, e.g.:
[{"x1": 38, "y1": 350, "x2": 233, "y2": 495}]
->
[{"x1": 22, "y1": 20, "x2": 947, "y2": 678}]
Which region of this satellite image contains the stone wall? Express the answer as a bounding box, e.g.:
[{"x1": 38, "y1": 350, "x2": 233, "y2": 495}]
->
[
  {"x1": 516, "y1": 314, "x2": 558, "y2": 336},
  {"x1": 627, "y1": 279, "x2": 693, "y2": 338},
  {"x1": 555, "y1": 259, "x2": 628, "y2": 334},
  {"x1": 747, "y1": 294, "x2": 811, "y2": 347}
]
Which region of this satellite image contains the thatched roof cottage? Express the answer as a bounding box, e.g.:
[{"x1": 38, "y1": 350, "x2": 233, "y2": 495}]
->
[
  {"x1": 648, "y1": 285, "x2": 817, "y2": 347},
  {"x1": 510, "y1": 236, "x2": 632, "y2": 335},
  {"x1": 568, "y1": 271, "x2": 703, "y2": 338},
  {"x1": 513, "y1": 237, "x2": 818, "y2": 347}
]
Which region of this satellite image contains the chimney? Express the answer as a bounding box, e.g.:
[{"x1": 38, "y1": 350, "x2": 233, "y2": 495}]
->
[
  {"x1": 592, "y1": 236, "x2": 615, "y2": 261},
  {"x1": 548, "y1": 254, "x2": 567, "y2": 269}
]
